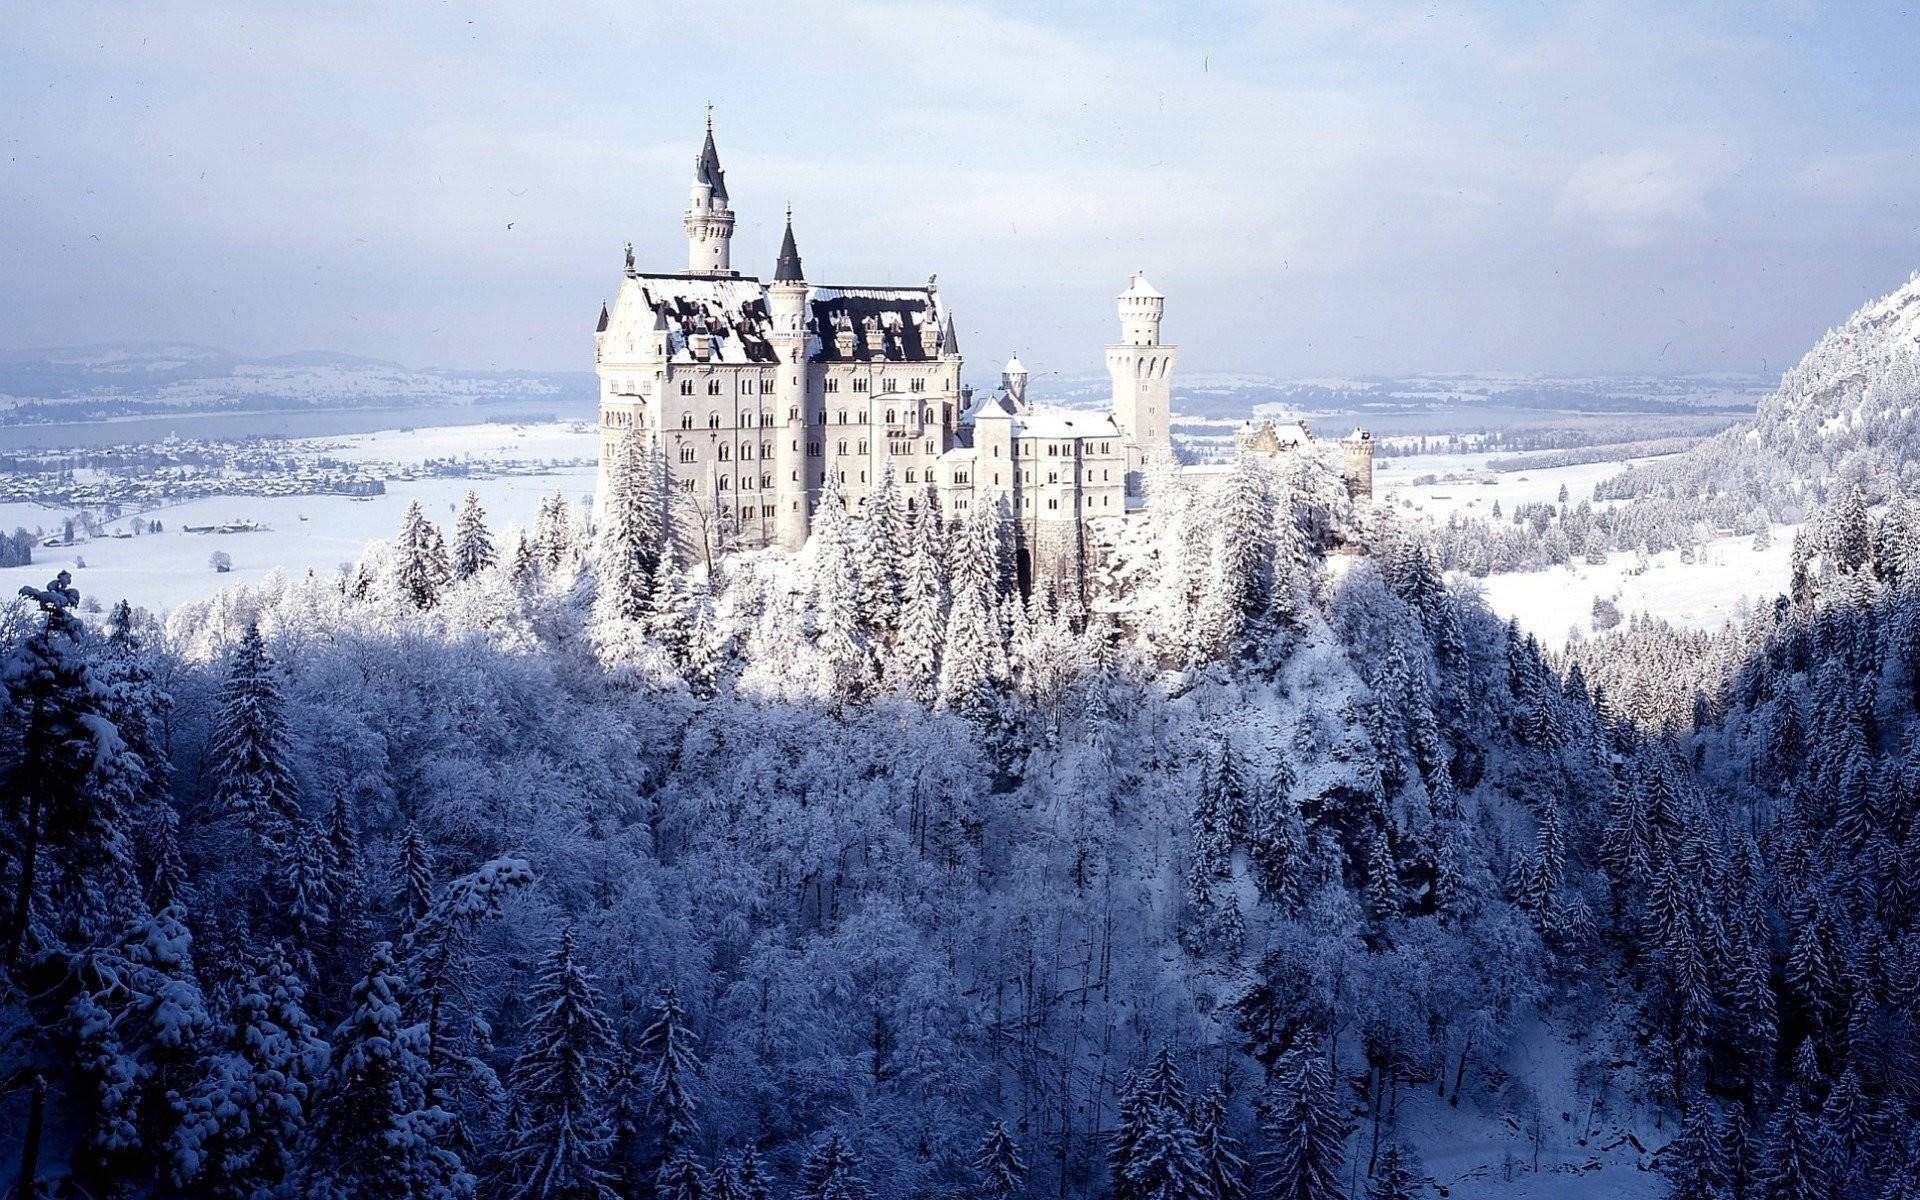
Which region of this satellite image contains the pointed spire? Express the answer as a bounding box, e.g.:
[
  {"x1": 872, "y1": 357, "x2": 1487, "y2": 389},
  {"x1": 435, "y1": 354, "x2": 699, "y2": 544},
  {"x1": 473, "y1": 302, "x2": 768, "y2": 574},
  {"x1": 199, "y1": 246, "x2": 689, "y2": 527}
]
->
[
  {"x1": 773, "y1": 207, "x2": 805, "y2": 283},
  {"x1": 941, "y1": 309, "x2": 959, "y2": 356},
  {"x1": 694, "y1": 114, "x2": 728, "y2": 204},
  {"x1": 596, "y1": 300, "x2": 609, "y2": 333}
]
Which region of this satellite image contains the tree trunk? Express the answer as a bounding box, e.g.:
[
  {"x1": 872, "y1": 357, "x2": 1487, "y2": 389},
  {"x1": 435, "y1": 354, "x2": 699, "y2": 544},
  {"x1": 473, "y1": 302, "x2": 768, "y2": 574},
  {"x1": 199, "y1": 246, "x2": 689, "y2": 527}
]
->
[{"x1": 15, "y1": 1072, "x2": 44, "y2": 1200}]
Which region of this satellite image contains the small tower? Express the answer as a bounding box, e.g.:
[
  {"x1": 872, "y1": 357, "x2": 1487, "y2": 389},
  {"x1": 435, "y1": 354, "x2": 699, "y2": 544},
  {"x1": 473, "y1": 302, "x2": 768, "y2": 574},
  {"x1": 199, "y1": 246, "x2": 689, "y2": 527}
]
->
[
  {"x1": 684, "y1": 115, "x2": 737, "y2": 277},
  {"x1": 1342, "y1": 429, "x2": 1375, "y2": 501},
  {"x1": 1001, "y1": 353, "x2": 1028, "y2": 410},
  {"x1": 1105, "y1": 272, "x2": 1178, "y2": 491},
  {"x1": 769, "y1": 211, "x2": 812, "y2": 549}
]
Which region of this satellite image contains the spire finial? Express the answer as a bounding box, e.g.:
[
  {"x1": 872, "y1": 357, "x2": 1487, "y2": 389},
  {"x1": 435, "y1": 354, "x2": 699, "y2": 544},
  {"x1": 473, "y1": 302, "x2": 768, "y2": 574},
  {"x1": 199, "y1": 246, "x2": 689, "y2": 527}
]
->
[{"x1": 706, "y1": 103, "x2": 713, "y2": 130}]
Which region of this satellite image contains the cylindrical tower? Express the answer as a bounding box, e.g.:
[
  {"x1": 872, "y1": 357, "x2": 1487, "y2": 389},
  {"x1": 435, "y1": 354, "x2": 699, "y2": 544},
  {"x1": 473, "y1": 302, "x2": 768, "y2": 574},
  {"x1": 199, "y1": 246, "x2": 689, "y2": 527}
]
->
[
  {"x1": 684, "y1": 119, "x2": 737, "y2": 276},
  {"x1": 770, "y1": 214, "x2": 812, "y2": 548}
]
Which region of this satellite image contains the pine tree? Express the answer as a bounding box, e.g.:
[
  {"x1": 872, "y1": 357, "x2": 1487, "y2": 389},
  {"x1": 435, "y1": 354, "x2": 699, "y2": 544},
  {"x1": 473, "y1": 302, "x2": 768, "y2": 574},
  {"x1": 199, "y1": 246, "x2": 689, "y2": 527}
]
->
[
  {"x1": 502, "y1": 929, "x2": 619, "y2": 1200},
  {"x1": 596, "y1": 430, "x2": 666, "y2": 624},
  {"x1": 395, "y1": 820, "x2": 435, "y2": 923},
  {"x1": 1756, "y1": 1040, "x2": 1833, "y2": 1200},
  {"x1": 536, "y1": 492, "x2": 577, "y2": 575},
  {"x1": 180, "y1": 942, "x2": 330, "y2": 1199},
  {"x1": 1662, "y1": 1103, "x2": 1731, "y2": 1200},
  {"x1": 640, "y1": 986, "x2": 702, "y2": 1161},
  {"x1": 452, "y1": 491, "x2": 497, "y2": 580},
  {"x1": 1111, "y1": 1052, "x2": 1211, "y2": 1200},
  {"x1": 656, "y1": 1150, "x2": 712, "y2": 1200},
  {"x1": 975, "y1": 1119, "x2": 1028, "y2": 1200},
  {"x1": 1366, "y1": 1144, "x2": 1423, "y2": 1200},
  {"x1": 207, "y1": 622, "x2": 302, "y2": 867},
  {"x1": 799, "y1": 1133, "x2": 869, "y2": 1200},
  {"x1": 306, "y1": 943, "x2": 473, "y2": 1200},
  {"x1": 892, "y1": 497, "x2": 948, "y2": 700},
  {"x1": 1193, "y1": 1088, "x2": 1249, "y2": 1200},
  {"x1": 1256, "y1": 1046, "x2": 1347, "y2": 1200},
  {"x1": 395, "y1": 500, "x2": 453, "y2": 609},
  {"x1": 860, "y1": 459, "x2": 908, "y2": 639}
]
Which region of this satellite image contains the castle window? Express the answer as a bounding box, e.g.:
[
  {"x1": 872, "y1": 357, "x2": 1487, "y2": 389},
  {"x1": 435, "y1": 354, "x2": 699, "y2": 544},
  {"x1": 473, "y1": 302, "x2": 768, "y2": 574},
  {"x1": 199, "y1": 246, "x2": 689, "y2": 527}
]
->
[
  {"x1": 857, "y1": 441, "x2": 868, "y2": 454},
  {"x1": 826, "y1": 377, "x2": 839, "y2": 393},
  {"x1": 718, "y1": 477, "x2": 729, "y2": 490},
  {"x1": 837, "y1": 440, "x2": 848, "y2": 455},
  {"x1": 680, "y1": 412, "x2": 693, "y2": 429},
  {"x1": 910, "y1": 377, "x2": 925, "y2": 393},
  {"x1": 1048, "y1": 472, "x2": 1058, "y2": 484},
  {"x1": 762, "y1": 474, "x2": 773, "y2": 489},
  {"x1": 763, "y1": 505, "x2": 775, "y2": 519},
  {"x1": 742, "y1": 506, "x2": 753, "y2": 520},
  {"x1": 789, "y1": 407, "x2": 799, "y2": 421},
  {"x1": 906, "y1": 468, "x2": 917, "y2": 483},
  {"x1": 1048, "y1": 499, "x2": 1059, "y2": 510},
  {"x1": 679, "y1": 379, "x2": 694, "y2": 395},
  {"x1": 882, "y1": 376, "x2": 897, "y2": 392},
  {"x1": 993, "y1": 472, "x2": 1000, "y2": 485},
  {"x1": 852, "y1": 378, "x2": 869, "y2": 393},
  {"x1": 925, "y1": 439, "x2": 934, "y2": 455},
  {"x1": 679, "y1": 446, "x2": 696, "y2": 463},
  {"x1": 739, "y1": 443, "x2": 752, "y2": 460},
  {"x1": 683, "y1": 478, "x2": 696, "y2": 492},
  {"x1": 708, "y1": 412, "x2": 721, "y2": 429},
  {"x1": 923, "y1": 407, "x2": 933, "y2": 423},
  {"x1": 707, "y1": 379, "x2": 722, "y2": 395},
  {"x1": 993, "y1": 446, "x2": 1000, "y2": 458},
  {"x1": 837, "y1": 410, "x2": 847, "y2": 424},
  {"x1": 885, "y1": 409, "x2": 896, "y2": 424},
  {"x1": 807, "y1": 442, "x2": 821, "y2": 457},
  {"x1": 761, "y1": 441, "x2": 771, "y2": 457},
  {"x1": 815, "y1": 411, "x2": 826, "y2": 425},
  {"x1": 761, "y1": 379, "x2": 774, "y2": 394},
  {"x1": 718, "y1": 444, "x2": 731, "y2": 461}
]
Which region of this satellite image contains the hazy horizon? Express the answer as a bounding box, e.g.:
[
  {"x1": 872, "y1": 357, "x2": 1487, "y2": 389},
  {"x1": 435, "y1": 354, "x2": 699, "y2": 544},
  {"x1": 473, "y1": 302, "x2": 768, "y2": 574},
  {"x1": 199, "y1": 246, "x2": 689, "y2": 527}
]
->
[{"x1": 7, "y1": 1, "x2": 1918, "y2": 384}]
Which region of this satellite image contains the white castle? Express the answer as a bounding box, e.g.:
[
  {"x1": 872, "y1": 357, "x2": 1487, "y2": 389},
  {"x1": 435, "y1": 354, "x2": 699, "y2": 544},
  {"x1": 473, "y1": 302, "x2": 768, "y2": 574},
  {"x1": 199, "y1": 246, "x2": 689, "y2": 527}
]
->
[
  {"x1": 594, "y1": 120, "x2": 1369, "y2": 583},
  {"x1": 593, "y1": 120, "x2": 1178, "y2": 584}
]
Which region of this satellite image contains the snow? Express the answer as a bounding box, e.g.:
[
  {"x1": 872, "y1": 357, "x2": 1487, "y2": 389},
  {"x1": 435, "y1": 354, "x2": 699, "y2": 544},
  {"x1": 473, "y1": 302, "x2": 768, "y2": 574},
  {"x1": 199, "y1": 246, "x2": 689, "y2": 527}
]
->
[
  {"x1": 1469, "y1": 529, "x2": 1795, "y2": 651},
  {"x1": 0, "y1": 422, "x2": 598, "y2": 615}
]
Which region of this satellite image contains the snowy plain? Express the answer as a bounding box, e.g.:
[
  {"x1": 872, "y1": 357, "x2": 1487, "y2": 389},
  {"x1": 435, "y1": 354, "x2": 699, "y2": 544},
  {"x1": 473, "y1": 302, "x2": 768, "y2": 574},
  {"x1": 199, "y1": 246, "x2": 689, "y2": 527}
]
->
[{"x1": 0, "y1": 423, "x2": 599, "y2": 615}]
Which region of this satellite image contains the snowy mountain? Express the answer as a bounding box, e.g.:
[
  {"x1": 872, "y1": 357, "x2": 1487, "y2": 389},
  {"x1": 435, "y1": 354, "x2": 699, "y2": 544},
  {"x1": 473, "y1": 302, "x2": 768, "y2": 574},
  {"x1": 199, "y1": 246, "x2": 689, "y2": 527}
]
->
[
  {"x1": 1600, "y1": 272, "x2": 1920, "y2": 517},
  {"x1": 0, "y1": 343, "x2": 596, "y2": 424}
]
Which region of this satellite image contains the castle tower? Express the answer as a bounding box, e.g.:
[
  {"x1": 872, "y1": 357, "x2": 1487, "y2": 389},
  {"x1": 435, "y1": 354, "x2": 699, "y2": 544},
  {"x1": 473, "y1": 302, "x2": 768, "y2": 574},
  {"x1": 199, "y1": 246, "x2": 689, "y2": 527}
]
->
[
  {"x1": 684, "y1": 116, "x2": 737, "y2": 277},
  {"x1": 1342, "y1": 429, "x2": 1375, "y2": 500},
  {"x1": 1105, "y1": 272, "x2": 1177, "y2": 490},
  {"x1": 1001, "y1": 353, "x2": 1028, "y2": 410},
  {"x1": 769, "y1": 211, "x2": 812, "y2": 549}
]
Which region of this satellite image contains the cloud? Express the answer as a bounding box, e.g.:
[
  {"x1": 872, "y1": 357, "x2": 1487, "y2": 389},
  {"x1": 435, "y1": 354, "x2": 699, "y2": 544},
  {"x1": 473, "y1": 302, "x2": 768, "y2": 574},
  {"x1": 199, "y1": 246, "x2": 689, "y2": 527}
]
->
[{"x1": 1554, "y1": 145, "x2": 1740, "y2": 246}]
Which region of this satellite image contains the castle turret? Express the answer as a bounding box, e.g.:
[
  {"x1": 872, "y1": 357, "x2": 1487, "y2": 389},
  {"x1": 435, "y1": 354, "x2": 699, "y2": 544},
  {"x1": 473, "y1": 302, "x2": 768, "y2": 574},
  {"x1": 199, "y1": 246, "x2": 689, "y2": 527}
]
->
[
  {"x1": 770, "y1": 211, "x2": 812, "y2": 548},
  {"x1": 684, "y1": 116, "x2": 737, "y2": 277},
  {"x1": 1001, "y1": 353, "x2": 1028, "y2": 410},
  {"x1": 1342, "y1": 429, "x2": 1374, "y2": 500},
  {"x1": 1105, "y1": 272, "x2": 1177, "y2": 492}
]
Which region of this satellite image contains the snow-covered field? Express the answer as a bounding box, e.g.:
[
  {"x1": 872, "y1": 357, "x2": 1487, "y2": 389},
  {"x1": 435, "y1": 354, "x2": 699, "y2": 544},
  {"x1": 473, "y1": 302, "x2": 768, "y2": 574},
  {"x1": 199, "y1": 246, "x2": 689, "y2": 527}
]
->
[
  {"x1": 1376, "y1": 452, "x2": 1645, "y2": 520},
  {"x1": 1470, "y1": 530, "x2": 1794, "y2": 651},
  {"x1": 0, "y1": 422, "x2": 598, "y2": 614}
]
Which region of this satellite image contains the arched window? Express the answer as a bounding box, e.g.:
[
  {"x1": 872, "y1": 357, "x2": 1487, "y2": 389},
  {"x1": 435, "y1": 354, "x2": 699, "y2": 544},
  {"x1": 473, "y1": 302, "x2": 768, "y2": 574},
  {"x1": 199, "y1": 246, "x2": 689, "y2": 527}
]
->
[
  {"x1": 886, "y1": 409, "x2": 896, "y2": 424},
  {"x1": 679, "y1": 446, "x2": 696, "y2": 463},
  {"x1": 680, "y1": 412, "x2": 693, "y2": 429},
  {"x1": 708, "y1": 412, "x2": 721, "y2": 429},
  {"x1": 679, "y1": 379, "x2": 694, "y2": 396},
  {"x1": 718, "y1": 444, "x2": 731, "y2": 461}
]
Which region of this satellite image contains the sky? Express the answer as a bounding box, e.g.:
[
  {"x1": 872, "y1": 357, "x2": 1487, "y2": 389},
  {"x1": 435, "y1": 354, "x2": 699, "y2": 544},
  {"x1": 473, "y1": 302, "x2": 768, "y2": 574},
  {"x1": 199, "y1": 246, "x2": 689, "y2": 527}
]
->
[{"x1": 4, "y1": 0, "x2": 1919, "y2": 384}]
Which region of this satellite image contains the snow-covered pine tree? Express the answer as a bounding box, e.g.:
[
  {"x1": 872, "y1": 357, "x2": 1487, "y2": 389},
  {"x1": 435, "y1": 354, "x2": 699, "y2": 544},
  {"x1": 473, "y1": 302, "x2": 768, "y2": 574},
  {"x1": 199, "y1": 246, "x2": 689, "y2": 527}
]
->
[
  {"x1": 640, "y1": 985, "x2": 702, "y2": 1162},
  {"x1": 975, "y1": 1118, "x2": 1028, "y2": 1200},
  {"x1": 395, "y1": 500, "x2": 453, "y2": 610},
  {"x1": 306, "y1": 942, "x2": 474, "y2": 1200},
  {"x1": 180, "y1": 941, "x2": 330, "y2": 1199},
  {"x1": 859, "y1": 458, "x2": 908, "y2": 639},
  {"x1": 1192, "y1": 1088, "x2": 1249, "y2": 1200},
  {"x1": 452, "y1": 490, "x2": 497, "y2": 581},
  {"x1": 655, "y1": 1150, "x2": 712, "y2": 1200},
  {"x1": 1755, "y1": 1040, "x2": 1832, "y2": 1200},
  {"x1": 501, "y1": 929, "x2": 619, "y2": 1200},
  {"x1": 812, "y1": 471, "x2": 872, "y2": 703},
  {"x1": 395, "y1": 820, "x2": 435, "y2": 924},
  {"x1": 890, "y1": 496, "x2": 947, "y2": 700},
  {"x1": 207, "y1": 622, "x2": 302, "y2": 870},
  {"x1": 1365, "y1": 1143, "x2": 1422, "y2": 1200},
  {"x1": 1198, "y1": 450, "x2": 1276, "y2": 656},
  {"x1": 536, "y1": 492, "x2": 577, "y2": 575},
  {"x1": 596, "y1": 429, "x2": 665, "y2": 626},
  {"x1": 1256, "y1": 1045, "x2": 1347, "y2": 1200},
  {"x1": 799, "y1": 1132, "x2": 869, "y2": 1200}
]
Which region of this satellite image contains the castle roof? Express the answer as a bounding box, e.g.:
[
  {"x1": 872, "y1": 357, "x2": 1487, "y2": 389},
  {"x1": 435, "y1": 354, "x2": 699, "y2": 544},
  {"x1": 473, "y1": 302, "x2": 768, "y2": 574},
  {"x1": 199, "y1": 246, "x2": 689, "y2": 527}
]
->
[
  {"x1": 773, "y1": 215, "x2": 805, "y2": 282},
  {"x1": 609, "y1": 273, "x2": 948, "y2": 367},
  {"x1": 1014, "y1": 405, "x2": 1121, "y2": 442},
  {"x1": 695, "y1": 122, "x2": 729, "y2": 204},
  {"x1": 808, "y1": 285, "x2": 945, "y2": 362},
  {"x1": 1121, "y1": 271, "x2": 1163, "y2": 299},
  {"x1": 1003, "y1": 353, "x2": 1027, "y2": 376},
  {"x1": 596, "y1": 301, "x2": 609, "y2": 333}
]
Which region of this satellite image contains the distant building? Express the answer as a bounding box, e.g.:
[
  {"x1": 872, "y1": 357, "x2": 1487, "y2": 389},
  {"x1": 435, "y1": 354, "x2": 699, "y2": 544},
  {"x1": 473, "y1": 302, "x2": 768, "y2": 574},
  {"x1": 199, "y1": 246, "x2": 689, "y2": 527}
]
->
[{"x1": 1233, "y1": 419, "x2": 1375, "y2": 499}]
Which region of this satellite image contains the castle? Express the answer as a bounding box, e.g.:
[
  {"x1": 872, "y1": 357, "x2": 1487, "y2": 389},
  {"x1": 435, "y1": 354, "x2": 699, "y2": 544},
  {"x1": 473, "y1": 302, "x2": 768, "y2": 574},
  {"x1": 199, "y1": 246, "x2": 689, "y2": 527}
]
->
[{"x1": 595, "y1": 120, "x2": 1365, "y2": 584}]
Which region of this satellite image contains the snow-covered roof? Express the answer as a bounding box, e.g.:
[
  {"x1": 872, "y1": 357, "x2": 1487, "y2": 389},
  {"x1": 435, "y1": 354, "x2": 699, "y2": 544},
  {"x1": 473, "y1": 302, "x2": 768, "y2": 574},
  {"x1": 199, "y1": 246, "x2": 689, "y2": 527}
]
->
[
  {"x1": 628, "y1": 274, "x2": 780, "y2": 365},
  {"x1": 964, "y1": 388, "x2": 1017, "y2": 421},
  {"x1": 614, "y1": 275, "x2": 951, "y2": 367},
  {"x1": 1121, "y1": 272, "x2": 1163, "y2": 299},
  {"x1": 808, "y1": 285, "x2": 947, "y2": 362},
  {"x1": 1014, "y1": 405, "x2": 1121, "y2": 441},
  {"x1": 1003, "y1": 353, "x2": 1027, "y2": 376}
]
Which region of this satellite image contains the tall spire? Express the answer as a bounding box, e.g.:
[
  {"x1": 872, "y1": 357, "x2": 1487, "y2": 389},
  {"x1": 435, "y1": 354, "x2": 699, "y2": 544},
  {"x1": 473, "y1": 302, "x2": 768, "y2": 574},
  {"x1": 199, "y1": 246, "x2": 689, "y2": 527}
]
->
[
  {"x1": 773, "y1": 207, "x2": 805, "y2": 283},
  {"x1": 694, "y1": 112, "x2": 727, "y2": 204}
]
